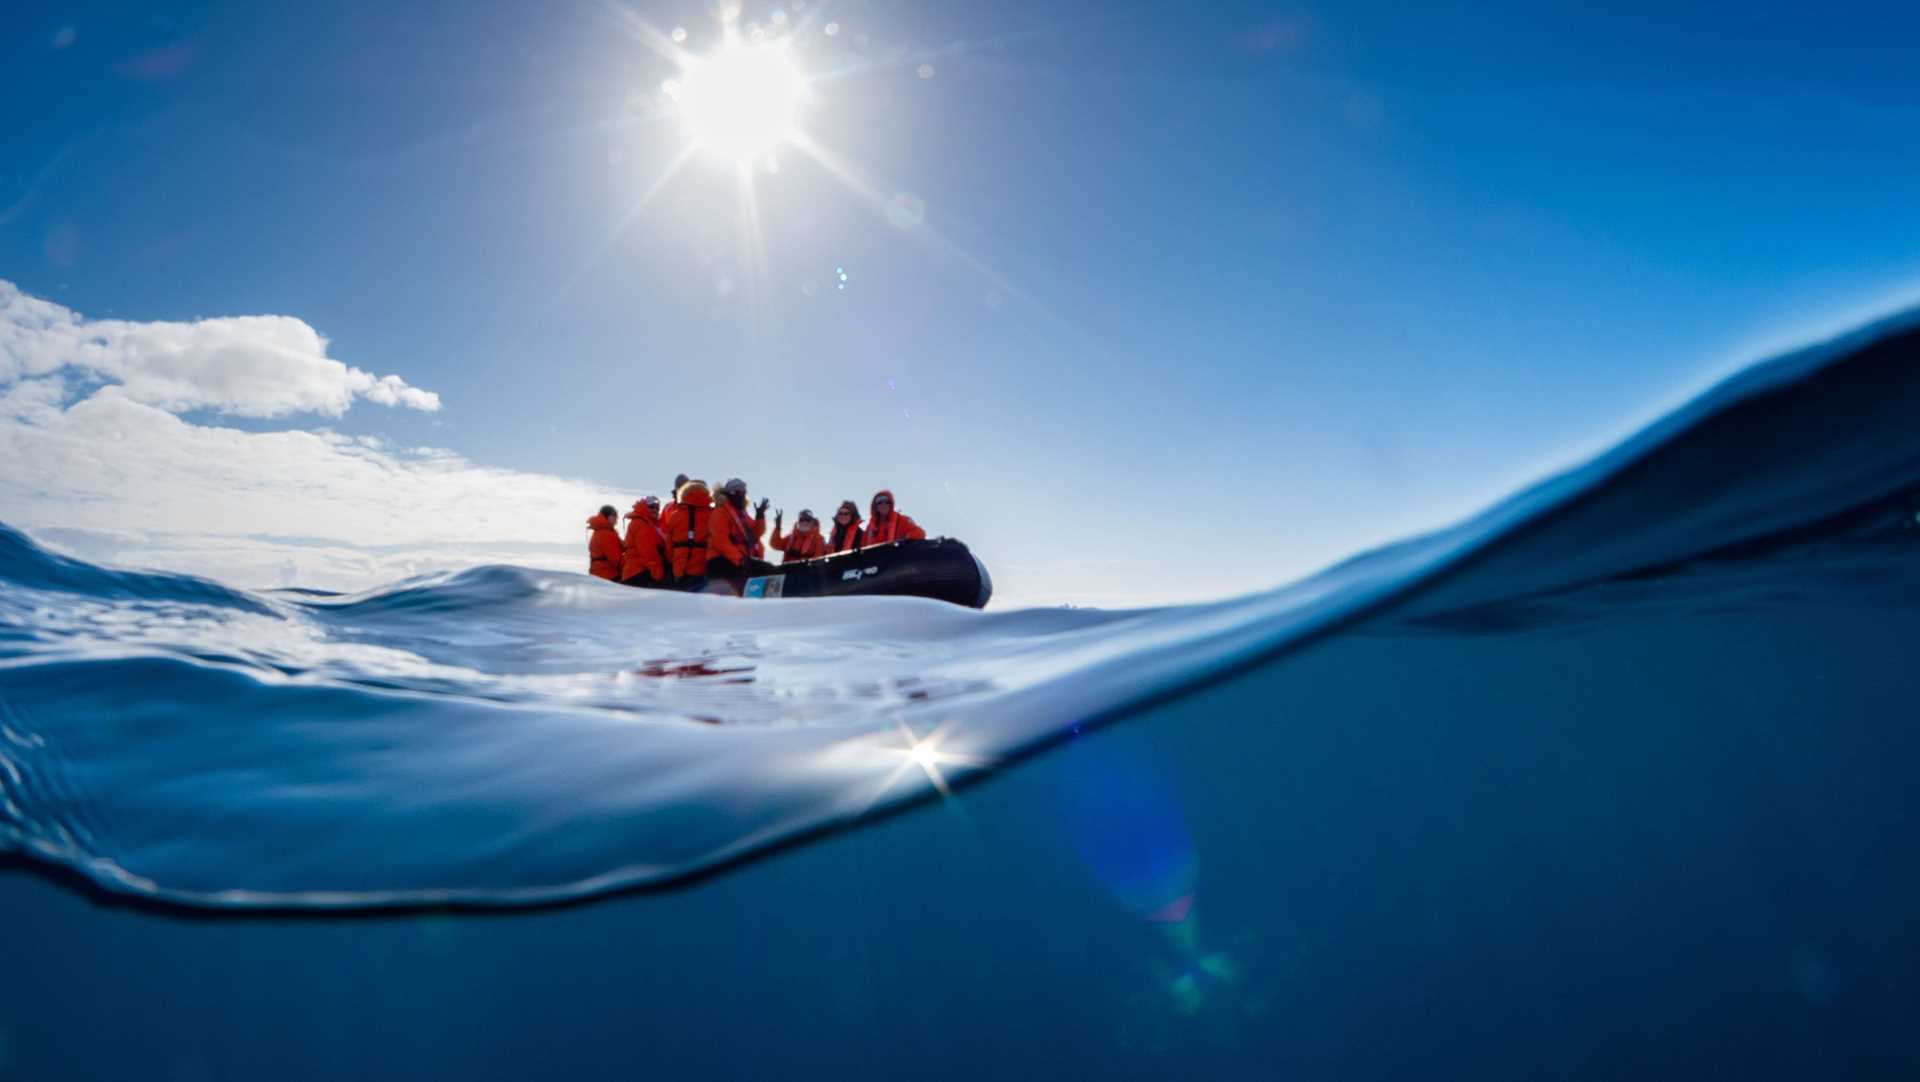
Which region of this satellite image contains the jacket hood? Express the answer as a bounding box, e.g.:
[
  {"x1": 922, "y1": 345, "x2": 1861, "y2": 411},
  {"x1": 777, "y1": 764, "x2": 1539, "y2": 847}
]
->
[
  {"x1": 869, "y1": 489, "x2": 896, "y2": 517},
  {"x1": 676, "y1": 480, "x2": 712, "y2": 507},
  {"x1": 587, "y1": 514, "x2": 615, "y2": 530},
  {"x1": 625, "y1": 500, "x2": 660, "y2": 525}
]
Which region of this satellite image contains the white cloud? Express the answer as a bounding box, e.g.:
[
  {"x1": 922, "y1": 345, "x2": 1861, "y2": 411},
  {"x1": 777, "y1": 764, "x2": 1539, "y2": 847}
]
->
[
  {"x1": 0, "y1": 282, "x2": 620, "y2": 591},
  {"x1": 358, "y1": 372, "x2": 440, "y2": 411},
  {"x1": 0, "y1": 280, "x2": 439, "y2": 417},
  {"x1": 0, "y1": 373, "x2": 67, "y2": 422},
  {"x1": 28, "y1": 524, "x2": 583, "y2": 594}
]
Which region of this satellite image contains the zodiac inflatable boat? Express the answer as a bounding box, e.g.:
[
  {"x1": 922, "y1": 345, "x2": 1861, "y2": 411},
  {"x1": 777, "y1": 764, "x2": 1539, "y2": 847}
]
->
[{"x1": 702, "y1": 538, "x2": 993, "y2": 609}]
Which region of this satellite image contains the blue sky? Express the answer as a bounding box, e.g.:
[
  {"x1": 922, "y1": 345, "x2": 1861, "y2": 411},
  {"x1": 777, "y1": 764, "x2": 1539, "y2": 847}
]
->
[{"x1": 4, "y1": 1, "x2": 1920, "y2": 603}]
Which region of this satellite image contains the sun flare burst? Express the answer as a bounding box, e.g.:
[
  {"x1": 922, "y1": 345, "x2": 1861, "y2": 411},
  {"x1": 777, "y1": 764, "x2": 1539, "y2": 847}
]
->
[
  {"x1": 664, "y1": 42, "x2": 806, "y2": 164},
  {"x1": 584, "y1": 2, "x2": 1040, "y2": 328}
]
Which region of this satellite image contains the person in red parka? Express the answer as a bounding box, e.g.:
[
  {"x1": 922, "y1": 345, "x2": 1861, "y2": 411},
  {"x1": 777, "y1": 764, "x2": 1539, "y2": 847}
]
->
[
  {"x1": 861, "y1": 489, "x2": 926, "y2": 546},
  {"x1": 586, "y1": 505, "x2": 624, "y2": 581},
  {"x1": 660, "y1": 480, "x2": 714, "y2": 580},
  {"x1": 620, "y1": 496, "x2": 672, "y2": 586},
  {"x1": 768, "y1": 508, "x2": 830, "y2": 563},
  {"x1": 826, "y1": 500, "x2": 864, "y2": 553},
  {"x1": 707, "y1": 477, "x2": 769, "y2": 577},
  {"x1": 658, "y1": 473, "x2": 689, "y2": 532}
]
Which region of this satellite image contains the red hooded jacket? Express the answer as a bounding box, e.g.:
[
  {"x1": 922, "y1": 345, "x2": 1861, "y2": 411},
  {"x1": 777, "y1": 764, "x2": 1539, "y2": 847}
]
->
[
  {"x1": 586, "y1": 513, "x2": 624, "y2": 580},
  {"x1": 620, "y1": 501, "x2": 670, "y2": 582},
  {"x1": 769, "y1": 518, "x2": 830, "y2": 562},
  {"x1": 708, "y1": 496, "x2": 766, "y2": 567},
  {"x1": 660, "y1": 481, "x2": 714, "y2": 578},
  {"x1": 862, "y1": 490, "x2": 926, "y2": 546}
]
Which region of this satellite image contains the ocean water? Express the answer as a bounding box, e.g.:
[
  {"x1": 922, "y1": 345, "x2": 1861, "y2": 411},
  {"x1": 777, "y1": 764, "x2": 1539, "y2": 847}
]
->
[{"x1": 4, "y1": 312, "x2": 1920, "y2": 1078}]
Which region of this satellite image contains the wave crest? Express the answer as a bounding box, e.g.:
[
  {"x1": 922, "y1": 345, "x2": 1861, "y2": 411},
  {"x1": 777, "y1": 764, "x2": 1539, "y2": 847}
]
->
[{"x1": 4, "y1": 306, "x2": 1920, "y2": 909}]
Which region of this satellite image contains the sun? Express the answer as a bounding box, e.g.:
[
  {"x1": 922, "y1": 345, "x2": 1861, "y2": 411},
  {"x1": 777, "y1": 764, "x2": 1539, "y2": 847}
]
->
[
  {"x1": 666, "y1": 42, "x2": 806, "y2": 163},
  {"x1": 583, "y1": 7, "x2": 1026, "y2": 325}
]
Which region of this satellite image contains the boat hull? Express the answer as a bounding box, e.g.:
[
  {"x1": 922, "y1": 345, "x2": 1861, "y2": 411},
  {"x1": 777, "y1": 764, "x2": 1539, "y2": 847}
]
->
[{"x1": 716, "y1": 538, "x2": 992, "y2": 608}]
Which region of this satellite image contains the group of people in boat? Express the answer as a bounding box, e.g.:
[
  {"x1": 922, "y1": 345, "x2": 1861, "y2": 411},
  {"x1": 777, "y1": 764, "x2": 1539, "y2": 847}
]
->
[{"x1": 586, "y1": 475, "x2": 926, "y2": 587}]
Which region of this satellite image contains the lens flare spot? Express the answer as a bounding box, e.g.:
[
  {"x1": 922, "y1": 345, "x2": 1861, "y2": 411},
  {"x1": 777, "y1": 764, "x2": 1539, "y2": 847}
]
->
[
  {"x1": 886, "y1": 192, "x2": 926, "y2": 230},
  {"x1": 1169, "y1": 974, "x2": 1204, "y2": 1015}
]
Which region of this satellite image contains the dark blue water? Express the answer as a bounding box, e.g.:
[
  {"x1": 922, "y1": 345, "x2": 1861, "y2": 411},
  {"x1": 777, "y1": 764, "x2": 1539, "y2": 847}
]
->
[{"x1": 4, "y1": 312, "x2": 1920, "y2": 1078}]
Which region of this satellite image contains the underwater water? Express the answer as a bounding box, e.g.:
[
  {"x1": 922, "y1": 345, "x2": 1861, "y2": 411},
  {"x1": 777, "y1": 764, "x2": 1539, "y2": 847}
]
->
[{"x1": 4, "y1": 311, "x2": 1920, "y2": 1079}]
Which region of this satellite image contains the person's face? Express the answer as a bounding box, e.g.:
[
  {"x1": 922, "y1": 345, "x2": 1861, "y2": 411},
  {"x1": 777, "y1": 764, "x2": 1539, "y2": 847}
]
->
[
  {"x1": 837, "y1": 509, "x2": 853, "y2": 522},
  {"x1": 797, "y1": 519, "x2": 816, "y2": 533},
  {"x1": 873, "y1": 497, "x2": 893, "y2": 514}
]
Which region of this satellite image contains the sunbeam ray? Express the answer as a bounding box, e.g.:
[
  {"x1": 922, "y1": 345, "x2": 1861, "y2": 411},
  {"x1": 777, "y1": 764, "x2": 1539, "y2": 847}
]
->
[
  {"x1": 804, "y1": 19, "x2": 1075, "y2": 87},
  {"x1": 540, "y1": 142, "x2": 698, "y2": 317},
  {"x1": 788, "y1": 132, "x2": 1082, "y2": 341},
  {"x1": 786, "y1": 0, "x2": 836, "y2": 41},
  {"x1": 599, "y1": 0, "x2": 699, "y2": 71},
  {"x1": 735, "y1": 161, "x2": 770, "y2": 334}
]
